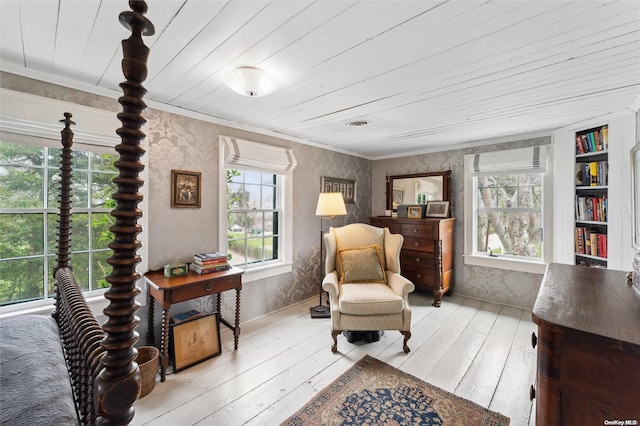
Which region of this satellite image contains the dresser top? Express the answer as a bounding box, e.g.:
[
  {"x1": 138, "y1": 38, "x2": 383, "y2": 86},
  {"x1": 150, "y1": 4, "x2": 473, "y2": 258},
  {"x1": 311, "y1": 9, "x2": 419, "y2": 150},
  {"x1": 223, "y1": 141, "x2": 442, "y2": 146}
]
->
[
  {"x1": 369, "y1": 216, "x2": 455, "y2": 222},
  {"x1": 533, "y1": 263, "x2": 640, "y2": 346}
]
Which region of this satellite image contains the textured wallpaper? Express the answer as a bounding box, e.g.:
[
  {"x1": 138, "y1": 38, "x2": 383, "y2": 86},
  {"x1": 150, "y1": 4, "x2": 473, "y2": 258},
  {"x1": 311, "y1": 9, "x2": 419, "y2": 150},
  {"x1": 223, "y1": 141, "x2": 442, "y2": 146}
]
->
[
  {"x1": 372, "y1": 137, "x2": 552, "y2": 310},
  {"x1": 2, "y1": 71, "x2": 548, "y2": 317},
  {"x1": 144, "y1": 108, "x2": 372, "y2": 322},
  {"x1": 0, "y1": 72, "x2": 371, "y2": 327}
]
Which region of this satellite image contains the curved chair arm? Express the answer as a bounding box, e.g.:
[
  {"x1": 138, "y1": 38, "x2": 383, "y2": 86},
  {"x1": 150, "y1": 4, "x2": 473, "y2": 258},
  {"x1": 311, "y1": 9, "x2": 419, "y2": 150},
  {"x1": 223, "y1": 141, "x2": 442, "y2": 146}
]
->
[
  {"x1": 322, "y1": 271, "x2": 340, "y2": 299},
  {"x1": 384, "y1": 229, "x2": 403, "y2": 274},
  {"x1": 324, "y1": 230, "x2": 338, "y2": 275},
  {"x1": 387, "y1": 272, "x2": 415, "y2": 298}
]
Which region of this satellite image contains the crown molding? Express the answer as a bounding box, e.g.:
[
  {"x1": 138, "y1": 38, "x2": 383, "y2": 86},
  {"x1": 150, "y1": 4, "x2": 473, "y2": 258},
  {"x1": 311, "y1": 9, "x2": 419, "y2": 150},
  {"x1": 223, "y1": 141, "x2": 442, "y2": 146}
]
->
[{"x1": 1, "y1": 63, "x2": 371, "y2": 160}]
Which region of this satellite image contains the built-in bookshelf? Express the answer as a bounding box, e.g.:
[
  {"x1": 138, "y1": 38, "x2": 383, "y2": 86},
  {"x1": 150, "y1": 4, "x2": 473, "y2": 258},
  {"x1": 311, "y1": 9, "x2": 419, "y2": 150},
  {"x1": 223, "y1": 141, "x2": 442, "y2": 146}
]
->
[{"x1": 574, "y1": 125, "x2": 608, "y2": 267}]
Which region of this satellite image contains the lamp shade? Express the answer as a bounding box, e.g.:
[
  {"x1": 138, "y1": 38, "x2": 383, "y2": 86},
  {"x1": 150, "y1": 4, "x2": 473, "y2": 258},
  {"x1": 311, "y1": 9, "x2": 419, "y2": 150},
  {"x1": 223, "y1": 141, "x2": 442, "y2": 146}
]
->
[
  {"x1": 223, "y1": 66, "x2": 278, "y2": 97},
  {"x1": 315, "y1": 192, "x2": 347, "y2": 217}
]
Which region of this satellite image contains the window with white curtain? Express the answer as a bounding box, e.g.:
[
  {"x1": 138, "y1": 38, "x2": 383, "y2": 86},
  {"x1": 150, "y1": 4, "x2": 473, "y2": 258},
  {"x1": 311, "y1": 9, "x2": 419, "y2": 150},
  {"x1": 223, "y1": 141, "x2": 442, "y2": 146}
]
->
[
  {"x1": 0, "y1": 89, "x2": 148, "y2": 313},
  {"x1": 464, "y1": 145, "x2": 553, "y2": 273},
  {"x1": 219, "y1": 136, "x2": 296, "y2": 280}
]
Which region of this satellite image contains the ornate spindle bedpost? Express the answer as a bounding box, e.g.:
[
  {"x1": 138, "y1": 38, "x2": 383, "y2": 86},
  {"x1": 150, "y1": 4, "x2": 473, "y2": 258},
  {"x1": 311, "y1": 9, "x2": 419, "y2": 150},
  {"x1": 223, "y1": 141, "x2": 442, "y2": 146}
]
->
[
  {"x1": 95, "y1": 1, "x2": 154, "y2": 424},
  {"x1": 55, "y1": 112, "x2": 74, "y2": 273},
  {"x1": 53, "y1": 112, "x2": 75, "y2": 321}
]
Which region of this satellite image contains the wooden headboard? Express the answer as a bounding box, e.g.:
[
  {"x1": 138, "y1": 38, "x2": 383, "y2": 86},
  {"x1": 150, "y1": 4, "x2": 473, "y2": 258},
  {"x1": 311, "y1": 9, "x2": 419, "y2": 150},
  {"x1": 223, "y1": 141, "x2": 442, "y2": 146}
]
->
[{"x1": 52, "y1": 1, "x2": 155, "y2": 424}]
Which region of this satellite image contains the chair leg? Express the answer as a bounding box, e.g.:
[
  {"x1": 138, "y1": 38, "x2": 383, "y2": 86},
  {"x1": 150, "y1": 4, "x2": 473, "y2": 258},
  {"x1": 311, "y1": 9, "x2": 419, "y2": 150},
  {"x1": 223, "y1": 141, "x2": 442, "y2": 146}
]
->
[
  {"x1": 331, "y1": 330, "x2": 341, "y2": 352},
  {"x1": 400, "y1": 331, "x2": 411, "y2": 353}
]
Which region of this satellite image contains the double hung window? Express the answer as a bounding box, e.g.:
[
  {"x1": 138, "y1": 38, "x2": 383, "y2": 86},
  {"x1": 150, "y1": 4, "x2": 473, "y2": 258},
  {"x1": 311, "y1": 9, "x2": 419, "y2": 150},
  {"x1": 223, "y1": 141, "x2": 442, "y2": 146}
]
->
[
  {"x1": 226, "y1": 169, "x2": 279, "y2": 267},
  {"x1": 0, "y1": 141, "x2": 117, "y2": 307},
  {"x1": 464, "y1": 145, "x2": 552, "y2": 273},
  {"x1": 220, "y1": 136, "x2": 296, "y2": 279}
]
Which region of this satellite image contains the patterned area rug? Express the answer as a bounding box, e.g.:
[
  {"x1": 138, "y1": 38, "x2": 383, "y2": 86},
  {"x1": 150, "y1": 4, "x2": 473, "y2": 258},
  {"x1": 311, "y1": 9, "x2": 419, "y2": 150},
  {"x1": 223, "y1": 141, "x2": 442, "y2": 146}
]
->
[{"x1": 282, "y1": 355, "x2": 510, "y2": 426}]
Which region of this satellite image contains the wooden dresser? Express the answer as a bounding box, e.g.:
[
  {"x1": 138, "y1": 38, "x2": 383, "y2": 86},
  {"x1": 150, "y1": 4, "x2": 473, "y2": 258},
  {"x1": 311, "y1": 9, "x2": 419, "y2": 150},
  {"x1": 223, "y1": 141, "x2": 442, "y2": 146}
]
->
[
  {"x1": 532, "y1": 263, "x2": 640, "y2": 425},
  {"x1": 369, "y1": 216, "x2": 454, "y2": 307}
]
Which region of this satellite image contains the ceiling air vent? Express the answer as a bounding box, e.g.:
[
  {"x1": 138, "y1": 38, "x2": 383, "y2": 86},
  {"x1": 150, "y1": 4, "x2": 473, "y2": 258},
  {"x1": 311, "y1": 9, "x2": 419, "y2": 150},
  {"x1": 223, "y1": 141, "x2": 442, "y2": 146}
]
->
[{"x1": 346, "y1": 120, "x2": 369, "y2": 127}]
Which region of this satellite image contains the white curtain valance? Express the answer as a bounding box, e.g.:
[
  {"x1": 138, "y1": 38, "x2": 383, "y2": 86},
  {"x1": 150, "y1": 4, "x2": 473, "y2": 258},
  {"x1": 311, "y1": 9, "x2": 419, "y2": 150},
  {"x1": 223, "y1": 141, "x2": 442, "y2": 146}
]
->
[
  {"x1": 221, "y1": 135, "x2": 297, "y2": 175},
  {"x1": 468, "y1": 145, "x2": 548, "y2": 176}
]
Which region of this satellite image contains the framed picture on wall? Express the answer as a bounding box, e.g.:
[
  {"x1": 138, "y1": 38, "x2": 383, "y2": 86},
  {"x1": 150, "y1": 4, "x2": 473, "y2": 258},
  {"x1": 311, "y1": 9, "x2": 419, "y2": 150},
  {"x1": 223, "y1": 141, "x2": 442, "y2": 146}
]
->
[
  {"x1": 171, "y1": 170, "x2": 201, "y2": 208},
  {"x1": 321, "y1": 176, "x2": 357, "y2": 203}
]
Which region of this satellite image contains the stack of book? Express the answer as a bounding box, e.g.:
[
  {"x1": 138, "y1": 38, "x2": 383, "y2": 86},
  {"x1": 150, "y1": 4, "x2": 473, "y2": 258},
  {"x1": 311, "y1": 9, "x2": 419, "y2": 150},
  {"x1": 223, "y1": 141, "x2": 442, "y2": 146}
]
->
[{"x1": 190, "y1": 251, "x2": 230, "y2": 274}]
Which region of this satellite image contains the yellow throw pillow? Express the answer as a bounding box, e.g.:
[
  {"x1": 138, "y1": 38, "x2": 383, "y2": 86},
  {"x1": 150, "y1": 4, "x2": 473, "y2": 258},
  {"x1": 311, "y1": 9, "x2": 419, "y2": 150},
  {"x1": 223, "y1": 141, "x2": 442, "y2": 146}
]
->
[{"x1": 337, "y1": 244, "x2": 387, "y2": 284}]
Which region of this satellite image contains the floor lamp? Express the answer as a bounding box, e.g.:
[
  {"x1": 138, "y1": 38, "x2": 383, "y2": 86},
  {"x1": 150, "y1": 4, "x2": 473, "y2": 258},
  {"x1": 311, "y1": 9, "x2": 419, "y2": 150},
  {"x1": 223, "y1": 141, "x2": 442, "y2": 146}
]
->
[{"x1": 310, "y1": 192, "x2": 346, "y2": 319}]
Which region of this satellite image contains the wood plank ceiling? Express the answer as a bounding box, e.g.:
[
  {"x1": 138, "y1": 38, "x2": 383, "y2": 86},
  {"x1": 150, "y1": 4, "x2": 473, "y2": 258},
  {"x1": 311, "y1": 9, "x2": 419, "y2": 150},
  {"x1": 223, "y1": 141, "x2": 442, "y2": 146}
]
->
[{"x1": 1, "y1": 0, "x2": 639, "y2": 158}]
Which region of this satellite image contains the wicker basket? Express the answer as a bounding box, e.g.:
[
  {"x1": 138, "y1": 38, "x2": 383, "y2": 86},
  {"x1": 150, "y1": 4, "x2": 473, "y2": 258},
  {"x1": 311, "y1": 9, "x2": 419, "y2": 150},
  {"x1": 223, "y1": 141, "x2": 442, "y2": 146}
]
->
[{"x1": 136, "y1": 346, "x2": 159, "y2": 398}]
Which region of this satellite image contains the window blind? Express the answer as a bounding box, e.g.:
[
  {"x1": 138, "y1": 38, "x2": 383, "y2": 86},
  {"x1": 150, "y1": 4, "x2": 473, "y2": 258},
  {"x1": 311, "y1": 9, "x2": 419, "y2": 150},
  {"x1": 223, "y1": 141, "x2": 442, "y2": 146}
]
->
[
  {"x1": 0, "y1": 88, "x2": 121, "y2": 154},
  {"x1": 468, "y1": 145, "x2": 548, "y2": 176},
  {"x1": 221, "y1": 135, "x2": 297, "y2": 175}
]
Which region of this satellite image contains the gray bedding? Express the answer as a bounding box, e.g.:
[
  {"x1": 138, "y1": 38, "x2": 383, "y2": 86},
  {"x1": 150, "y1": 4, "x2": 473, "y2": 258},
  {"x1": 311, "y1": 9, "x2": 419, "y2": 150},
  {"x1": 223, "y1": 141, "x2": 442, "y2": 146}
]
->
[{"x1": 0, "y1": 314, "x2": 78, "y2": 425}]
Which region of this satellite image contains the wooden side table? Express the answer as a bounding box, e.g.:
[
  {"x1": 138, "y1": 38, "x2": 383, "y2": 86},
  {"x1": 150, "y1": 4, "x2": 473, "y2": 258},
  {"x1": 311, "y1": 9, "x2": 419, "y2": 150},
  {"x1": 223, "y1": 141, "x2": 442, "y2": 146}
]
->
[{"x1": 144, "y1": 266, "x2": 244, "y2": 382}]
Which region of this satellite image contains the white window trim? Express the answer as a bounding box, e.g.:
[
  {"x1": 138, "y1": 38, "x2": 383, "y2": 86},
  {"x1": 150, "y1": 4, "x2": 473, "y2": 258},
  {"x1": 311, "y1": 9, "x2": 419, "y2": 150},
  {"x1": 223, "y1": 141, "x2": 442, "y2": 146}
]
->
[
  {"x1": 464, "y1": 143, "x2": 553, "y2": 274},
  {"x1": 218, "y1": 139, "x2": 293, "y2": 283},
  {"x1": 0, "y1": 89, "x2": 149, "y2": 315}
]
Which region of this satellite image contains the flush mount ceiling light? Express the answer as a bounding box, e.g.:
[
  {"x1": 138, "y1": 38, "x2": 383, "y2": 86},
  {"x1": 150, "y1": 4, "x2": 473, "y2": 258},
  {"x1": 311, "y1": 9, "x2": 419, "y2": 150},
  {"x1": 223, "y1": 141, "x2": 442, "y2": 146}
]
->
[
  {"x1": 223, "y1": 66, "x2": 278, "y2": 97},
  {"x1": 346, "y1": 120, "x2": 369, "y2": 127}
]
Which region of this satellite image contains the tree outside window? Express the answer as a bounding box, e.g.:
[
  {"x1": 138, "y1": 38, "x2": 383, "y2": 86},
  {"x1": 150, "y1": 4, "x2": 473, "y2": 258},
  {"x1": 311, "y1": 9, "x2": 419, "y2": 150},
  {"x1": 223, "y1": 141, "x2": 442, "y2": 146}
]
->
[
  {"x1": 0, "y1": 141, "x2": 117, "y2": 307},
  {"x1": 475, "y1": 173, "x2": 543, "y2": 258},
  {"x1": 226, "y1": 169, "x2": 279, "y2": 267}
]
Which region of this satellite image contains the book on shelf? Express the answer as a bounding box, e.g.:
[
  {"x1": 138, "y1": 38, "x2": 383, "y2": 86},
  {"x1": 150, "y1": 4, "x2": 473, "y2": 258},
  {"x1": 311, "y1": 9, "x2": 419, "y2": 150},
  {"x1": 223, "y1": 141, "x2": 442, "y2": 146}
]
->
[
  {"x1": 574, "y1": 227, "x2": 607, "y2": 258},
  {"x1": 575, "y1": 195, "x2": 607, "y2": 222},
  {"x1": 575, "y1": 161, "x2": 607, "y2": 187},
  {"x1": 575, "y1": 125, "x2": 608, "y2": 154},
  {"x1": 171, "y1": 309, "x2": 202, "y2": 324}
]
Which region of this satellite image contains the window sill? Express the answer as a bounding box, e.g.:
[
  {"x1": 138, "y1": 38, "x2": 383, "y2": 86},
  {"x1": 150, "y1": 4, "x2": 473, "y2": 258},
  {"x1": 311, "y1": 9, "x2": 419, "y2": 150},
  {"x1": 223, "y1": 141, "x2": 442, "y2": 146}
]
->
[
  {"x1": 0, "y1": 289, "x2": 109, "y2": 318},
  {"x1": 464, "y1": 254, "x2": 547, "y2": 274},
  {"x1": 237, "y1": 262, "x2": 293, "y2": 283}
]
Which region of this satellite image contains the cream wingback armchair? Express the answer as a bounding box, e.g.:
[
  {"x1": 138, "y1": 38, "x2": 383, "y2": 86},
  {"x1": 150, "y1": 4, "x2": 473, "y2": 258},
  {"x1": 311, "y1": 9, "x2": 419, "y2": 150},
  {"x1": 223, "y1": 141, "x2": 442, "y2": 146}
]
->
[{"x1": 321, "y1": 223, "x2": 415, "y2": 353}]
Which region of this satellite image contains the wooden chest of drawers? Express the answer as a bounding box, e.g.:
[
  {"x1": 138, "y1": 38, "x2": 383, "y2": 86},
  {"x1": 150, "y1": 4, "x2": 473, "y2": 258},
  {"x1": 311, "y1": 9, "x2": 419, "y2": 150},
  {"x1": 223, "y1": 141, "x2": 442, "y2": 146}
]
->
[
  {"x1": 532, "y1": 264, "x2": 640, "y2": 424},
  {"x1": 369, "y1": 216, "x2": 455, "y2": 307}
]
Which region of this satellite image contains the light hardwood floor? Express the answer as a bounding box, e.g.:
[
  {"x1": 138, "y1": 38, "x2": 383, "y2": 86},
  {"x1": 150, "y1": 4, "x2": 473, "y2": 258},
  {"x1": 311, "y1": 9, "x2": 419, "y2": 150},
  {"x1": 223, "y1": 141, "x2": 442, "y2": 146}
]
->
[{"x1": 135, "y1": 292, "x2": 537, "y2": 426}]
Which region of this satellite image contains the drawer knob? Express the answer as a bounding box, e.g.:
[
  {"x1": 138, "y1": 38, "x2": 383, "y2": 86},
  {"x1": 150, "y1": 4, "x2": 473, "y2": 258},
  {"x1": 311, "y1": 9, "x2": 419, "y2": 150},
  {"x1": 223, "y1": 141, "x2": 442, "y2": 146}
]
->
[
  {"x1": 529, "y1": 385, "x2": 536, "y2": 400},
  {"x1": 416, "y1": 274, "x2": 421, "y2": 278},
  {"x1": 531, "y1": 332, "x2": 537, "y2": 348},
  {"x1": 415, "y1": 257, "x2": 421, "y2": 263},
  {"x1": 413, "y1": 228, "x2": 419, "y2": 233},
  {"x1": 414, "y1": 242, "x2": 420, "y2": 247},
  {"x1": 205, "y1": 283, "x2": 213, "y2": 292}
]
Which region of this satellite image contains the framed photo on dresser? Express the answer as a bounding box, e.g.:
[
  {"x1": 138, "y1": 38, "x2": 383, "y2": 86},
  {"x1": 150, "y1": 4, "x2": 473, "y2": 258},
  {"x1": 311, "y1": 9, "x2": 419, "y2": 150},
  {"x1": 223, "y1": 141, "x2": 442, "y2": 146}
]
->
[{"x1": 425, "y1": 201, "x2": 450, "y2": 218}]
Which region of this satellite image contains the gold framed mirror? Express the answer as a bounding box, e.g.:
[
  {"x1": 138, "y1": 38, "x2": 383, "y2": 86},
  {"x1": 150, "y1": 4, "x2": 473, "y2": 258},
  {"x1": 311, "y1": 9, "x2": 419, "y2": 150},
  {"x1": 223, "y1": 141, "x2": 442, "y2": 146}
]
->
[{"x1": 386, "y1": 170, "x2": 452, "y2": 214}]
